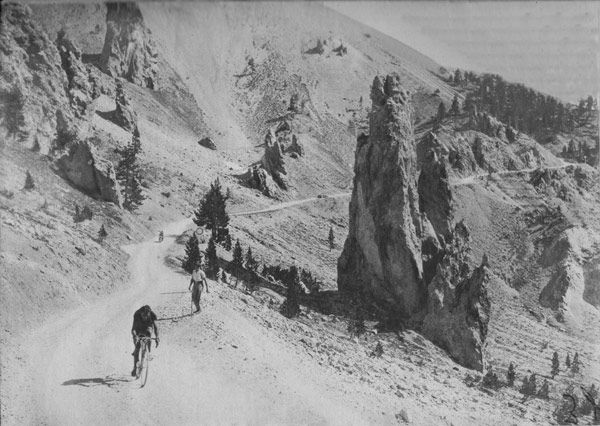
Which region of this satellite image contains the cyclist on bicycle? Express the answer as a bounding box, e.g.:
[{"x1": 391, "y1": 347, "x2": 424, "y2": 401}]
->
[
  {"x1": 189, "y1": 266, "x2": 209, "y2": 313},
  {"x1": 158, "y1": 231, "x2": 164, "y2": 242},
  {"x1": 131, "y1": 305, "x2": 160, "y2": 376}
]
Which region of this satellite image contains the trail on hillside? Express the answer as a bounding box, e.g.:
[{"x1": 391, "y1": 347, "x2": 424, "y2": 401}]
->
[
  {"x1": 230, "y1": 192, "x2": 351, "y2": 216},
  {"x1": 9, "y1": 218, "x2": 374, "y2": 426}
]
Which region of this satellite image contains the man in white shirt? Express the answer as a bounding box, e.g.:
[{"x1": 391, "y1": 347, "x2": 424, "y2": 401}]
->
[{"x1": 189, "y1": 267, "x2": 209, "y2": 313}]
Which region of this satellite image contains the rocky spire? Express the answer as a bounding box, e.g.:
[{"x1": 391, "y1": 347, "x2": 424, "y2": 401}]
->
[
  {"x1": 338, "y1": 74, "x2": 491, "y2": 370},
  {"x1": 338, "y1": 73, "x2": 426, "y2": 318}
]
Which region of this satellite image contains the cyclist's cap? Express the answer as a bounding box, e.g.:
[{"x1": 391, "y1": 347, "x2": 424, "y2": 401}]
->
[{"x1": 143, "y1": 305, "x2": 151, "y2": 312}]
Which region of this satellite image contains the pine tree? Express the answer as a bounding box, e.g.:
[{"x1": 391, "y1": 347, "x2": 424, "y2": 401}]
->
[
  {"x1": 281, "y1": 272, "x2": 300, "y2": 318},
  {"x1": 454, "y1": 69, "x2": 462, "y2": 84},
  {"x1": 98, "y1": 224, "x2": 108, "y2": 242},
  {"x1": 328, "y1": 226, "x2": 335, "y2": 250},
  {"x1": 193, "y1": 178, "x2": 230, "y2": 244},
  {"x1": 24, "y1": 170, "x2": 35, "y2": 190},
  {"x1": 116, "y1": 131, "x2": 145, "y2": 212},
  {"x1": 182, "y1": 234, "x2": 202, "y2": 274},
  {"x1": 436, "y1": 101, "x2": 446, "y2": 123},
  {"x1": 537, "y1": 379, "x2": 550, "y2": 399},
  {"x1": 571, "y1": 352, "x2": 581, "y2": 374},
  {"x1": 450, "y1": 95, "x2": 460, "y2": 116},
  {"x1": 223, "y1": 234, "x2": 232, "y2": 251},
  {"x1": 507, "y1": 362, "x2": 516, "y2": 386},
  {"x1": 566, "y1": 353, "x2": 571, "y2": 369},
  {"x1": 231, "y1": 239, "x2": 244, "y2": 283},
  {"x1": 205, "y1": 235, "x2": 219, "y2": 277},
  {"x1": 551, "y1": 351, "x2": 560, "y2": 378},
  {"x1": 245, "y1": 247, "x2": 258, "y2": 272}
]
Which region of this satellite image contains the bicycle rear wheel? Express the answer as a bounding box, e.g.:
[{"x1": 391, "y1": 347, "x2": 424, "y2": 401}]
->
[{"x1": 140, "y1": 342, "x2": 150, "y2": 387}]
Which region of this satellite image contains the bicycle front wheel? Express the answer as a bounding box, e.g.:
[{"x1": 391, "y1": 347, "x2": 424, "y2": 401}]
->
[{"x1": 140, "y1": 343, "x2": 150, "y2": 387}]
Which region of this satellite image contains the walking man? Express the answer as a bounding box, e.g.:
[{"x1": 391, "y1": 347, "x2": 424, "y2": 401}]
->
[{"x1": 189, "y1": 266, "x2": 209, "y2": 313}]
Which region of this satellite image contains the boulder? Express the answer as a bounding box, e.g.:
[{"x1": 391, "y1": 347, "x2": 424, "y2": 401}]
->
[
  {"x1": 198, "y1": 137, "x2": 217, "y2": 150},
  {"x1": 55, "y1": 140, "x2": 122, "y2": 206}
]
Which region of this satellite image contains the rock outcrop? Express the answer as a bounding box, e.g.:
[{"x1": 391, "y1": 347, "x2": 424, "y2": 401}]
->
[
  {"x1": 260, "y1": 128, "x2": 289, "y2": 190},
  {"x1": 0, "y1": 4, "x2": 71, "y2": 153},
  {"x1": 338, "y1": 74, "x2": 490, "y2": 370},
  {"x1": 286, "y1": 134, "x2": 304, "y2": 157},
  {"x1": 112, "y1": 80, "x2": 137, "y2": 132},
  {"x1": 100, "y1": 3, "x2": 159, "y2": 89},
  {"x1": 55, "y1": 140, "x2": 122, "y2": 206},
  {"x1": 469, "y1": 110, "x2": 506, "y2": 139},
  {"x1": 422, "y1": 223, "x2": 490, "y2": 371},
  {"x1": 55, "y1": 29, "x2": 98, "y2": 118},
  {"x1": 247, "y1": 165, "x2": 283, "y2": 199}
]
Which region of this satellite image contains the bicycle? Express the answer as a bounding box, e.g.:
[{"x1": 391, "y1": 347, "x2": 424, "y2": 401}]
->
[
  {"x1": 135, "y1": 336, "x2": 158, "y2": 387},
  {"x1": 158, "y1": 231, "x2": 164, "y2": 242}
]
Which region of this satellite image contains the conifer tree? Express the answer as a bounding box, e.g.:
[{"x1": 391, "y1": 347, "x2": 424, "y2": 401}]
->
[
  {"x1": 551, "y1": 351, "x2": 560, "y2": 378},
  {"x1": 116, "y1": 130, "x2": 145, "y2": 212},
  {"x1": 507, "y1": 362, "x2": 516, "y2": 387},
  {"x1": 182, "y1": 234, "x2": 202, "y2": 274},
  {"x1": 281, "y1": 271, "x2": 300, "y2": 318},
  {"x1": 231, "y1": 239, "x2": 244, "y2": 283},
  {"x1": 537, "y1": 379, "x2": 550, "y2": 399},
  {"x1": 328, "y1": 226, "x2": 335, "y2": 251},
  {"x1": 205, "y1": 234, "x2": 219, "y2": 277},
  {"x1": 98, "y1": 224, "x2": 108, "y2": 242},
  {"x1": 245, "y1": 247, "x2": 258, "y2": 272},
  {"x1": 436, "y1": 101, "x2": 446, "y2": 123},
  {"x1": 450, "y1": 95, "x2": 460, "y2": 116},
  {"x1": 571, "y1": 352, "x2": 581, "y2": 374},
  {"x1": 223, "y1": 233, "x2": 232, "y2": 251},
  {"x1": 24, "y1": 170, "x2": 34, "y2": 190},
  {"x1": 193, "y1": 178, "x2": 230, "y2": 243},
  {"x1": 565, "y1": 353, "x2": 571, "y2": 369}
]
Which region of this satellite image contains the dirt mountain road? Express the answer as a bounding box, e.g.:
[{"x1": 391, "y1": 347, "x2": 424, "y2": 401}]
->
[{"x1": 6, "y1": 218, "x2": 383, "y2": 426}]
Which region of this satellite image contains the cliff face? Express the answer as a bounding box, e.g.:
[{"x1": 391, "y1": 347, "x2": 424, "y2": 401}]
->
[
  {"x1": 338, "y1": 74, "x2": 426, "y2": 318},
  {"x1": 100, "y1": 2, "x2": 159, "y2": 89},
  {"x1": 338, "y1": 74, "x2": 490, "y2": 370}
]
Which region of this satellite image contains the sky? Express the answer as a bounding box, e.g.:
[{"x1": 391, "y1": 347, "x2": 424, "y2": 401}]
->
[{"x1": 327, "y1": 1, "x2": 599, "y2": 103}]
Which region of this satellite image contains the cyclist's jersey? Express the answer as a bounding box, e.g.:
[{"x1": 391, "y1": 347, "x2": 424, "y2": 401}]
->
[{"x1": 132, "y1": 307, "x2": 157, "y2": 335}]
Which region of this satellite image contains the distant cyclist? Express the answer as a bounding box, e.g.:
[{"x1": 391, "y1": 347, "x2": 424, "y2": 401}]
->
[
  {"x1": 131, "y1": 305, "x2": 159, "y2": 376},
  {"x1": 189, "y1": 266, "x2": 209, "y2": 313},
  {"x1": 158, "y1": 231, "x2": 164, "y2": 242}
]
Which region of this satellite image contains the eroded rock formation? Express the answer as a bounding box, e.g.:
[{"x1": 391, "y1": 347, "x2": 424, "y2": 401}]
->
[
  {"x1": 338, "y1": 74, "x2": 425, "y2": 318},
  {"x1": 56, "y1": 140, "x2": 122, "y2": 206},
  {"x1": 338, "y1": 74, "x2": 490, "y2": 370},
  {"x1": 100, "y1": 2, "x2": 159, "y2": 89},
  {"x1": 113, "y1": 80, "x2": 137, "y2": 132}
]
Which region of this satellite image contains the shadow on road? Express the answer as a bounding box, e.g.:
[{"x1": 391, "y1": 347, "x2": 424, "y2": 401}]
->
[
  {"x1": 156, "y1": 312, "x2": 195, "y2": 321},
  {"x1": 62, "y1": 375, "x2": 130, "y2": 388}
]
